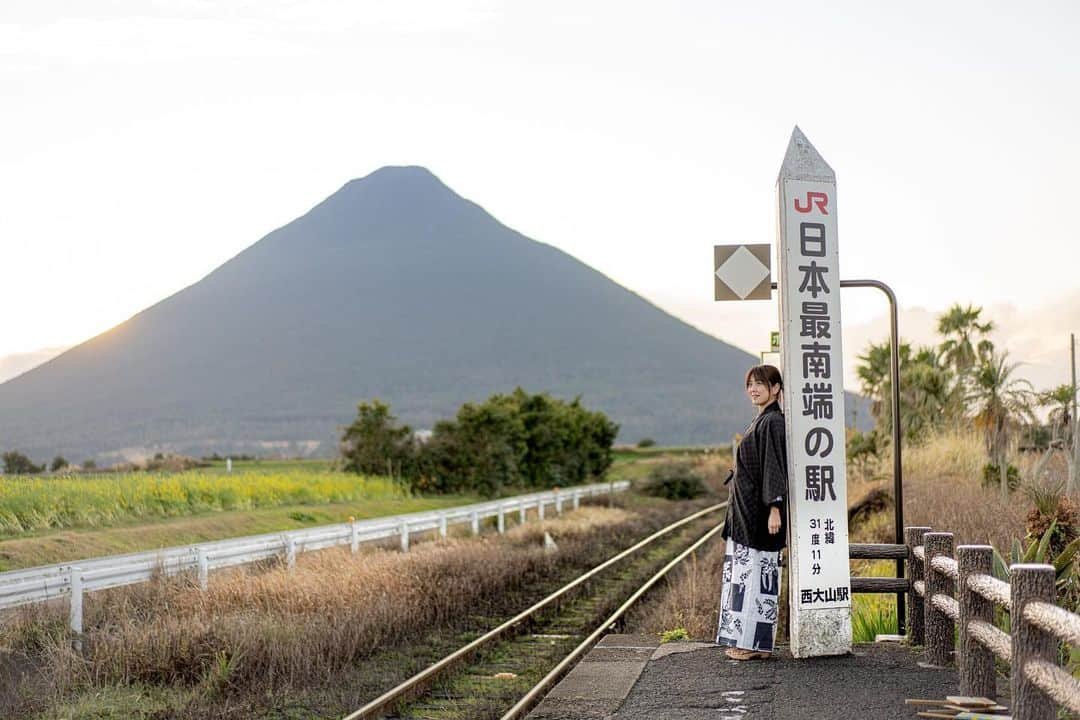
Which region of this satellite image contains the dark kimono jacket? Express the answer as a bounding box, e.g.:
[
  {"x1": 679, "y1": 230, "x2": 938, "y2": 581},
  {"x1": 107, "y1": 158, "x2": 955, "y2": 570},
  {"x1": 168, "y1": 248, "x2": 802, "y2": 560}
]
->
[{"x1": 721, "y1": 401, "x2": 788, "y2": 553}]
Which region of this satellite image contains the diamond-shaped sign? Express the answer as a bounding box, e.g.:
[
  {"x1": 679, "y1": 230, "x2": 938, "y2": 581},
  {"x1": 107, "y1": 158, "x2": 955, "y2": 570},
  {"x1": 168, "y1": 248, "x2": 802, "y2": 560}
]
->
[{"x1": 714, "y1": 244, "x2": 771, "y2": 301}]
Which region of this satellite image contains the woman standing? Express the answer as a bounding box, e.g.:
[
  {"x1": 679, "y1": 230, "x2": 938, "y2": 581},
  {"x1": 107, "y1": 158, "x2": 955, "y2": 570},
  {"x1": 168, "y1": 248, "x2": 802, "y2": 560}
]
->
[{"x1": 716, "y1": 365, "x2": 788, "y2": 660}]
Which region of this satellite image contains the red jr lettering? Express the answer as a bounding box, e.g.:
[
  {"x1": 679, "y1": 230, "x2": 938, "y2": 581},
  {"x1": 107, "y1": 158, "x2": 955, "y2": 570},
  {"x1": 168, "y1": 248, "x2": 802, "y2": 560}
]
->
[{"x1": 794, "y1": 191, "x2": 829, "y2": 215}]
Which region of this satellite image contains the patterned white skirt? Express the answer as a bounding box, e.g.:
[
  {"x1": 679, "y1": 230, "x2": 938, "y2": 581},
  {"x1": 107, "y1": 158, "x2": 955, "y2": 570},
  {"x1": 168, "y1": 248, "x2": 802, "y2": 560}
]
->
[{"x1": 715, "y1": 540, "x2": 781, "y2": 652}]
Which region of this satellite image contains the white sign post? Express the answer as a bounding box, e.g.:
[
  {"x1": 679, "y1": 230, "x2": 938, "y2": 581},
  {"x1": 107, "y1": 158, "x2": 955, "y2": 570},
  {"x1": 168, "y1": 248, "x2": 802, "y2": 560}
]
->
[{"x1": 776, "y1": 127, "x2": 852, "y2": 657}]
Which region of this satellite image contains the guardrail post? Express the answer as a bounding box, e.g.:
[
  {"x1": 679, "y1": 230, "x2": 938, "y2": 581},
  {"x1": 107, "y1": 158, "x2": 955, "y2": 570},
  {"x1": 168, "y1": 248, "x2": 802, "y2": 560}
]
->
[
  {"x1": 538, "y1": 499, "x2": 546, "y2": 521},
  {"x1": 555, "y1": 491, "x2": 563, "y2": 515},
  {"x1": 906, "y1": 526, "x2": 931, "y2": 645},
  {"x1": 573, "y1": 489, "x2": 580, "y2": 510},
  {"x1": 957, "y1": 545, "x2": 995, "y2": 698},
  {"x1": 924, "y1": 531, "x2": 954, "y2": 667},
  {"x1": 439, "y1": 513, "x2": 448, "y2": 539},
  {"x1": 197, "y1": 547, "x2": 209, "y2": 591},
  {"x1": 350, "y1": 520, "x2": 360, "y2": 554},
  {"x1": 69, "y1": 566, "x2": 83, "y2": 641},
  {"x1": 470, "y1": 510, "x2": 480, "y2": 536},
  {"x1": 400, "y1": 521, "x2": 410, "y2": 552},
  {"x1": 1011, "y1": 564, "x2": 1056, "y2": 720},
  {"x1": 285, "y1": 536, "x2": 297, "y2": 569},
  {"x1": 497, "y1": 505, "x2": 505, "y2": 534},
  {"x1": 519, "y1": 501, "x2": 526, "y2": 525}
]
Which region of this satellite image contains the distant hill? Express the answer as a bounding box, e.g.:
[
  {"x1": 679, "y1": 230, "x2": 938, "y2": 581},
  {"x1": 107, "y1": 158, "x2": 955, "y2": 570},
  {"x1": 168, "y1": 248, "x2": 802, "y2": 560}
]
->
[{"x1": 0, "y1": 167, "x2": 862, "y2": 462}]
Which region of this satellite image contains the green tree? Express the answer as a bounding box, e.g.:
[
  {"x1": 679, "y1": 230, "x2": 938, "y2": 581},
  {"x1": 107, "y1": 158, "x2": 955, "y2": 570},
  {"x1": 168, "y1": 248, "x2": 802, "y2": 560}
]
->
[
  {"x1": 413, "y1": 389, "x2": 618, "y2": 497},
  {"x1": 49, "y1": 455, "x2": 69, "y2": 472},
  {"x1": 1038, "y1": 384, "x2": 1076, "y2": 446},
  {"x1": 340, "y1": 400, "x2": 415, "y2": 479},
  {"x1": 422, "y1": 394, "x2": 527, "y2": 496},
  {"x1": 2, "y1": 451, "x2": 43, "y2": 475},
  {"x1": 1036, "y1": 383, "x2": 1079, "y2": 492},
  {"x1": 856, "y1": 341, "x2": 952, "y2": 442},
  {"x1": 937, "y1": 303, "x2": 995, "y2": 378},
  {"x1": 966, "y1": 351, "x2": 1035, "y2": 499}
]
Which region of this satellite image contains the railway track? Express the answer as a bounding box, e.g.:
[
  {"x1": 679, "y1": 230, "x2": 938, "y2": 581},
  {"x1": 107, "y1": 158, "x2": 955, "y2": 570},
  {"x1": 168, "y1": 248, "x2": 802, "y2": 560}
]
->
[{"x1": 343, "y1": 502, "x2": 727, "y2": 720}]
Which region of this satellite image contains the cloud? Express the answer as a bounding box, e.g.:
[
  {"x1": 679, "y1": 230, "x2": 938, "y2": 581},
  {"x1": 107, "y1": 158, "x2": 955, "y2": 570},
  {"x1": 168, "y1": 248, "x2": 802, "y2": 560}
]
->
[{"x1": 843, "y1": 290, "x2": 1080, "y2": 393}]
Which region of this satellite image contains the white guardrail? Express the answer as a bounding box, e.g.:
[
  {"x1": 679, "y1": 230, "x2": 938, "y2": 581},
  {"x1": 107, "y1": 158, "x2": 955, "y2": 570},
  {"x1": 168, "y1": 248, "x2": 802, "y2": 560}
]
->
[{"x1": 0, "y1": 481, "x2": 630, "y2": 633}]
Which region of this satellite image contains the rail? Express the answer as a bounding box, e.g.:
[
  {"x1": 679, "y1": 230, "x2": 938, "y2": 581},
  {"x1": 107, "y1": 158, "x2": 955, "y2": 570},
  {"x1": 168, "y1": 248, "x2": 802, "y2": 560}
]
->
[
  {"x1": 0, "y1": 480, "x2": 630, "y2": 635},
  {"x1": 343, "y1": 502, "x2": 726, "y2": 720},
  {"x1": 907, "y1": 526, "x2": 1080, "y2": 720}
]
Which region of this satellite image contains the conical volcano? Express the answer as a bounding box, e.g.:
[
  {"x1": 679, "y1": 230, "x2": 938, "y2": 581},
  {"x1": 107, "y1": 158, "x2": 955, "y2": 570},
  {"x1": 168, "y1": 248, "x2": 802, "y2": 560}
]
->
[{"x1": 0, "y1": 167, "x2": 758, "y2": 461}]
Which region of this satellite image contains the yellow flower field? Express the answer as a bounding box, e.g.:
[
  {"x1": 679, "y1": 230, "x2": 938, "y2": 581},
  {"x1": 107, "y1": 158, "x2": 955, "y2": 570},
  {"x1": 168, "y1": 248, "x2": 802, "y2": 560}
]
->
[{"x1": 0, "y1": 469, "x2": 400, "y2": 535}]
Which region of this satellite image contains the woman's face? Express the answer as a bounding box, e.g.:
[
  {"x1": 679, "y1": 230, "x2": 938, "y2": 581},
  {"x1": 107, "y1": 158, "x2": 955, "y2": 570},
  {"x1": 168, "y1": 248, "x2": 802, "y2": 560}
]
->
[{"x1": 746, "y1": 377, "x2": 779, "y2": 408}]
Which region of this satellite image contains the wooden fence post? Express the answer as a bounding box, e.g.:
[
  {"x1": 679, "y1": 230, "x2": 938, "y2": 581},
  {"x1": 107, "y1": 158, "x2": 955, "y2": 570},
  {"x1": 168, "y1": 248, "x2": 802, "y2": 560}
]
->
[
  {"x1": 957, "y1": 545, "x2": 995, "y2": 698},
  {"x1": 924, "y1": 532, "x2": 954, "y2": 667},
  {"x1": 906, "y1": 526, "x2": 931, "y2": 645},
  {"x1": 1011, "y1": 564, "x2": 1056, "y2": 720}
]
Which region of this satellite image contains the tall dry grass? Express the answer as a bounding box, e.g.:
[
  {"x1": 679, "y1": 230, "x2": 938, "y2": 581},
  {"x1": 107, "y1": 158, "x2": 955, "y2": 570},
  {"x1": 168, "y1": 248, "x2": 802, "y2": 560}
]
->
[
  {"x1": 2, "y1": 503, "x2": 691, "y2": 716},
  {"x1": 630, "y1": 430, "x2": 1045, "y2": 643},
  {"x1": 850, "y1": 429, "x2": 1030, "y2": 550},
  {"x1": 625, "y1": 536, "x2": 726, "y2": 640}
]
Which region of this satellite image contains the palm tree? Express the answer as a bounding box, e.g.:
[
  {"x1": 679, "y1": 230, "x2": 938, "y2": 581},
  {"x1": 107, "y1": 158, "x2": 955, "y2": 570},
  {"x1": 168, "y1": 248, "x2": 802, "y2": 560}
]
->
[
  {"x1": 902, "y1": 346, "x2": 953, "y2": 439},
  {"x1": 965, "y1": 351, "x2": 1035, "y2": 499},
  {"x1": 1037, "y1": 383, "x2": 1079, "y2": 492},
  {"x1": 1038, "y1": 384, "x2": 1076, "y2": 445},
  {"x1": 938, "y1": 303, "x2": 995, "y2": 378},
  {"x1": 855, "y1": 341, "x2": 951, "y2": 441},
  {"x1": 856, "y1": 340, "x2": 898, "y2": 429}
]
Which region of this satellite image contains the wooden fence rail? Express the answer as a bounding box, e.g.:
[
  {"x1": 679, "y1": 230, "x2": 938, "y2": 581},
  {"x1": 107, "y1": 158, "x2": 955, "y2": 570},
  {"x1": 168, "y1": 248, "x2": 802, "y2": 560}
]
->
[{"x1": 907, "y1": 526, "x2": 1080, "y2": 720}]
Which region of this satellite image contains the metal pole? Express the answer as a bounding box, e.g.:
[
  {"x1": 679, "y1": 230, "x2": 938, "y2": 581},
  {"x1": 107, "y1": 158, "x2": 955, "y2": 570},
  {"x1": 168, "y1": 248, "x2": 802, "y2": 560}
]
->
[
  {"x1": 1071, "y1": 333, "x2": 1077, "y2": 494},
  {"x1": 772, "y1": 277, "x2": 905, "y2": 634}
]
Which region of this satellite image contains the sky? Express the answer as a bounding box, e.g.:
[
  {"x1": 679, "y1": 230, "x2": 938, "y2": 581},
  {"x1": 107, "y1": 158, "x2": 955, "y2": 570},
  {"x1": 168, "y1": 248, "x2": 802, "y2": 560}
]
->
[{"x1": 3, "y1": 0, "x2": 1079, "y2": 393}]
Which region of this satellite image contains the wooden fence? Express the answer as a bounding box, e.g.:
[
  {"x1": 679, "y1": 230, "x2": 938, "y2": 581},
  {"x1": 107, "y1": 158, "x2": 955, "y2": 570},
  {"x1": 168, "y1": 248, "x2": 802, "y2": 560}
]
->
[{"x1": 853, "y1": 526, "x2": 1080, "y2": 720}]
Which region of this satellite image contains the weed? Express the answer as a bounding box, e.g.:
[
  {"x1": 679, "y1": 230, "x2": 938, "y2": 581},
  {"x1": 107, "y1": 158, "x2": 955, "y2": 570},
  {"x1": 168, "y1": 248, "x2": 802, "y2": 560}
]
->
[{"x1": 659, "y1": 627, "x2": 689, "y2": 643}]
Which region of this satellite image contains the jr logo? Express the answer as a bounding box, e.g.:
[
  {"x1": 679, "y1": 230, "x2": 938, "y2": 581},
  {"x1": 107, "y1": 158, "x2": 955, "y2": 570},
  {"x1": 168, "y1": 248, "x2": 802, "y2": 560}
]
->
[{"x1": 794, "y1": 191, "x2": 829, "y2": 215}]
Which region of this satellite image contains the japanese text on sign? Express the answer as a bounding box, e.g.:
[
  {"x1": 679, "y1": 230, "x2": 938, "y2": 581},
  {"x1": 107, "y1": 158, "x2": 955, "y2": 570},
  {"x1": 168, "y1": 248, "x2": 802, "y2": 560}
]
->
[{"x1": 780, "y1": 183, "x2": 851, "y2": 609}]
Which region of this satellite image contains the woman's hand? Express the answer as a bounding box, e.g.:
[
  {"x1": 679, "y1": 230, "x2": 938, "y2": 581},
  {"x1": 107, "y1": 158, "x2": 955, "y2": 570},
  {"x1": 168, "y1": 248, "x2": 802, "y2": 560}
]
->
[{"x1": 768, "y1": 506, "x2": 782, "y2": 535}]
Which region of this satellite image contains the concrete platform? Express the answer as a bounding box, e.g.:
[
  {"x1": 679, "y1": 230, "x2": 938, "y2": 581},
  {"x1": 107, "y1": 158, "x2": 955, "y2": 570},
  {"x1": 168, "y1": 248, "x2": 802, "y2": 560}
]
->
[{"x1": 527, "y1": 634, "x2": 1006, "y2": 720}]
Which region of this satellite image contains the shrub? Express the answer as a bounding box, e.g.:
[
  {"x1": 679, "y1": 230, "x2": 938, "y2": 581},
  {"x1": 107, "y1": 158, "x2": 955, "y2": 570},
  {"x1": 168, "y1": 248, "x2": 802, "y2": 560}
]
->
[
  {"x1": 981, "y1": 463, "x2": 1020, "y2": 492},
  {"x1": 49, "y1": 456, "x2": 69, "y2": 472},
  {"x1": 641, "y1": 462, "x2": 707, "y2": 500},
  {"x1": 637, "y1": 438, "x2": 656, "y2": 448}
]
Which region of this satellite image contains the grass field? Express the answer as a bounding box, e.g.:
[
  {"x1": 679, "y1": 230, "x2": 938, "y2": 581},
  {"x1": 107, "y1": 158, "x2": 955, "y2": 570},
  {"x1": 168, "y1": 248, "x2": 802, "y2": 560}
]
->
[
  {"x1": 1, "y1": 500, "x2": 695, "y2": 719},
  {"x1": 0, "y1": 467, "x2": 403, "y2": 536},
  {"x1": 0, "y1": 463, "x2": 488, "y2": 570}
]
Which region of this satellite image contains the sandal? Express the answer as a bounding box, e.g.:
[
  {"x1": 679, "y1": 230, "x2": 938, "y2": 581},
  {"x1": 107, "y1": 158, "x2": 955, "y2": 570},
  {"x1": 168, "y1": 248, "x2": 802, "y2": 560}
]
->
[{"x1": 724, "y1": 647, "x2": 769, "y2": 661}]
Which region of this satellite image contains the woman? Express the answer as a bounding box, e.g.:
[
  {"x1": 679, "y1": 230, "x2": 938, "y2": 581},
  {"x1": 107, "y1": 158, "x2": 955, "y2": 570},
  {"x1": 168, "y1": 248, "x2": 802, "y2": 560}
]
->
[{"x1": 716, "y1": 364, "x2": 787, "y2": 660}]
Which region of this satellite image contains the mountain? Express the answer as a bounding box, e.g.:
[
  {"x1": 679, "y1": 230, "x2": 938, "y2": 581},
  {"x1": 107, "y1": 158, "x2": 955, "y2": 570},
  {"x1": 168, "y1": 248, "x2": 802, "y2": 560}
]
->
[
  {"x1": 0, "y1": 167, "x2": 847, "y2": 462},
  {"x1": 0, "y1": 346, "x2": 68, "y2": 384}
]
